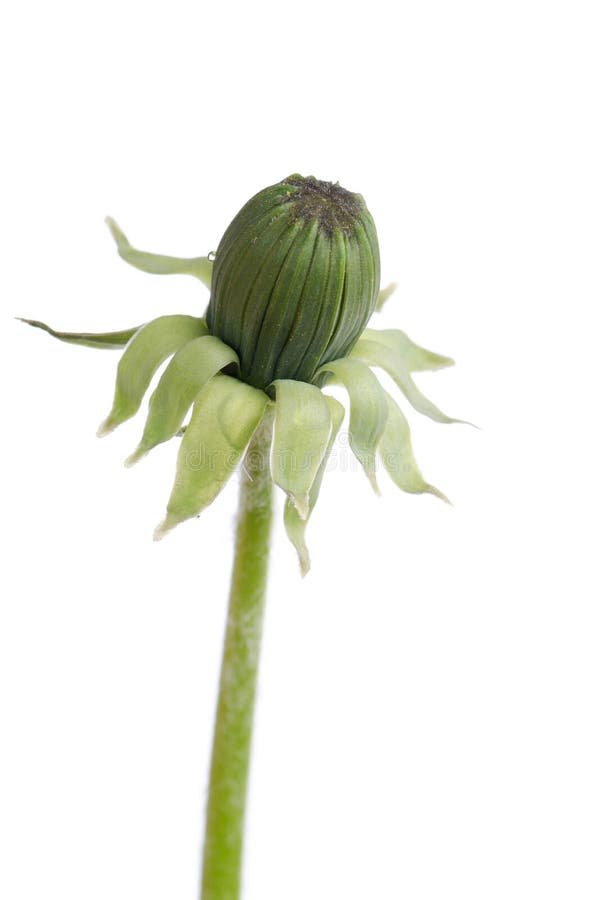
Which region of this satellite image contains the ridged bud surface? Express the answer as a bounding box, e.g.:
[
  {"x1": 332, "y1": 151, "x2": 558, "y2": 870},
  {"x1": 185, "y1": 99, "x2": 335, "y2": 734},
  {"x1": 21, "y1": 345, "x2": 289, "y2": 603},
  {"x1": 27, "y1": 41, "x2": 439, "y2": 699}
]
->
[{"x1": 206, "y1": 174, "x2": 380, "y2": 389}]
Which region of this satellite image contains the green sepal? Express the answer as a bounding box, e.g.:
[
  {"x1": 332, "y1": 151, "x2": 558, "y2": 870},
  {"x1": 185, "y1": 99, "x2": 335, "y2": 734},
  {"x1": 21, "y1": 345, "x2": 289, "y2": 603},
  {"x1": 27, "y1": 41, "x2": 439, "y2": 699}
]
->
[
  {"x1": 18, "y1": 318, "x2": 141, "y2": 349},
  {"x1": 154, "y1": 375, "x2": 268, "y2": 539},
  {"x1": 98, "y1": 315, "x2": 208, "y2": 436},
  {"x1": 106, "y1": 217, "x2": 213, "y2": 288},
  {"x1": 360, "y1": 328, "x2": 455, "y2": 371},
  {"x1": 125, "y1": 335, "x2": 239, "y2": 466},
  {"x1": 375, "y1": 282, "x2": 398, "y2": 312},
  {"x1": 351, "y1": 333, "x2": 465, "y2": 425},
  {"x1": 271, "y1": 380, "x2": 332, "y2": 519},
  {"x1": 283, "y1": 395, "x2": 344, "y2": 576},
  {"x1": 379, "y1": 391, "x2": 450, "y2": 503},
  {"x1": 316, "y1": 357, "x2": 388, "y2": 493}
]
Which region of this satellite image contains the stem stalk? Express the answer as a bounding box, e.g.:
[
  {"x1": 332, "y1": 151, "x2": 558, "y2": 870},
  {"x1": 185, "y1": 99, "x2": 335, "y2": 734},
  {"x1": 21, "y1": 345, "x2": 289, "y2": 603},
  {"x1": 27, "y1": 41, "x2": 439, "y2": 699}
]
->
[{"x1": 200, "y1": 405, "x2": 275, "y2": 900}]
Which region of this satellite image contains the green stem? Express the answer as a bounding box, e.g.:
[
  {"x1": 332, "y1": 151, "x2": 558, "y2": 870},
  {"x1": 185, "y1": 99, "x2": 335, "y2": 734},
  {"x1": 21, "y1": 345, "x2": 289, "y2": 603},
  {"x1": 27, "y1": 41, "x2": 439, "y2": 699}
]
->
[{"x1": 200, "y1": 405, "x2": 275, "y2": 900}]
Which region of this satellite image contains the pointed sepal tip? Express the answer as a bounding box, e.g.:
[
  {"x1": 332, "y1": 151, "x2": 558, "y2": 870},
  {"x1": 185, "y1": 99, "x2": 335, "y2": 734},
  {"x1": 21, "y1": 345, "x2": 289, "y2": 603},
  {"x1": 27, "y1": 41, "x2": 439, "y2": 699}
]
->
[
  {"x1": 97, "y1": 417, "x2": 117, "y2": 438},
  {"x1": 365, "y1": 468, "x2": 382, "y2": 496},
  {"x1": 426, "y1": 484, "x2": 452, "y2": 506},
  {"x1": 124, "y1": 447, "x2": 146, "y2": 468},
  {"x1": 153, "y1": 516, "x2": 175, "y2": 542}
]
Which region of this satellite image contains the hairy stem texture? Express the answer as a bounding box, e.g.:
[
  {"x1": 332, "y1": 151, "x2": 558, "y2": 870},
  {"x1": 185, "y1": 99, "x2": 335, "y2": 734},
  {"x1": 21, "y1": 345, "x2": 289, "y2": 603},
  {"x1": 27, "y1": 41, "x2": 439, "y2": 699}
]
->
[{"x1": 200, "y1": 405, "x2": 275, "y2": 900}]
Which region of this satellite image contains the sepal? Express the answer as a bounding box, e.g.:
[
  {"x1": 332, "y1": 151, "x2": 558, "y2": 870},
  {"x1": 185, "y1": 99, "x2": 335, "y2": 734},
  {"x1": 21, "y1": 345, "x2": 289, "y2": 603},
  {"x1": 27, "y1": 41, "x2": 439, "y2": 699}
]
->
[
  {"x1": 283, "y1": 396, "x2": 345, "y2": 575},
  {"x1": 351, "y1": 331, "x2": 465, "y2": 425},
  {"x1": 125, "y1": 335, "x2": 239, "y2": 466},
  {"x1": 316, "y1": 357, "x2": 388, "y2": 493},
  {"x1": 106, "y1": 217, "x2": 213, "y2": 288},
  {"x1": 379, "y1": 391, "x2": 450, "y2": 503},
  {"x1": 18, "y1": 318, "x2": 141, "y2": 349},
  {"x1": 154, "y1": 375, "x2": 268, "y2": 538},
  {"x1": 98, "y1": 315, "x2": 208, "y2": 436},
  {"x1": 271, "y1": 380, "x2": 333, "y2": 519}
]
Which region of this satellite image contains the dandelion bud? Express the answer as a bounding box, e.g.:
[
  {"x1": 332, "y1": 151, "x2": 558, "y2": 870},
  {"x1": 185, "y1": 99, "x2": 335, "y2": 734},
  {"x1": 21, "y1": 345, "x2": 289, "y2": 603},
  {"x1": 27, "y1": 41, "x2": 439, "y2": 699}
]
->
[{"x1": 206, "y1": 174, "x2": 380, "y2": 389}]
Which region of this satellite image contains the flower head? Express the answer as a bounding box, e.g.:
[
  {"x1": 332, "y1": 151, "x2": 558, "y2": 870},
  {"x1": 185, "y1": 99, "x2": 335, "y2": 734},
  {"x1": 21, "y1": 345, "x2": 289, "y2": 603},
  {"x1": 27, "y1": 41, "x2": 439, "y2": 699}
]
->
[
  {"x1": 207, "y1": 174, "x2": 380, "y2": 387},
  {"x1": 21, "y1": 174, "x2": 467, "y2": 574}
]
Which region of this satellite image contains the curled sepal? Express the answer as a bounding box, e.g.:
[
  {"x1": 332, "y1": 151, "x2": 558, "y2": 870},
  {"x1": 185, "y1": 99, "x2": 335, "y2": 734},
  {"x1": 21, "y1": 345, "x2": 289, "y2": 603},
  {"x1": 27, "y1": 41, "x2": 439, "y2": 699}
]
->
[
  {"x1": 375, "y1": 281, "x2": 398, "y2": 312},
  {"x1": 106, "y1": 217, "x2": 213, "y2": 288},
  {"x1": 271, "y1": 380, "x2": 332, "y2": 520},
  {"x1": 18, "y1": 318, "x2": 141, "y2": 349},
  {"x1": 154, "y1": 375, "x2": 268, "y2": 539},
  {"x1": 283, "y1": 396, "x2": 344, "y2": 576},
  {"x1": 125, "y1": 335, "x2": 239, "y2": 466},
  {"x1": 98, "y1": 315, "x2": 208, "y2": 436},
  {"x1": 361, "y1": 328, "x2": 454, "y2": 371},
  {"x1": 379, "y1": 391, "x2": 450, "y2": 503},
  {"x1": 350, "y1": 333, "x2": 464, "y2": 425},
  {"x1": 316, "y1": 357, "x2": 388, "y2": 493}
]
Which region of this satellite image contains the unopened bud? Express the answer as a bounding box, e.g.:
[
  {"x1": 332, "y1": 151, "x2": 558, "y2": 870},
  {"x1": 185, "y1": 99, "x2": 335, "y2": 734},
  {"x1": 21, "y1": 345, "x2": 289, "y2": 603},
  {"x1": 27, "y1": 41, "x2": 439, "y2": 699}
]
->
[{"x1": 206, "y1": 174, "x2": 380, "y2": 389}]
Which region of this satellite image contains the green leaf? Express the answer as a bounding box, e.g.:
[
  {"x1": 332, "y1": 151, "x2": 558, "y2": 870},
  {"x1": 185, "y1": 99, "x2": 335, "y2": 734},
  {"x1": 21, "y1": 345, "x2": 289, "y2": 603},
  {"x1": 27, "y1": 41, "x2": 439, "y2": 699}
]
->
[
  {"x1": 154, "y1": 375, "x2": 268, "y2": 539},
  {"x1": 375, "y1": 281, "x2": 397, "y2": 312},
  {"x1": 271, "y1": 380, "x2": 332, "y2": 519},
  {"x1": 351, "y1": 335, "x2": 465, "y2": 425},
  {"x1": 98, "y1": 315, "x2": 208, "y2": 436},
  {"x1": 379, "y1": 391, "x2": 449, "y2": 503},
  {"x1": 316, "y1": 357, "x2": 388, "y2": 493},
  {"x1": 283, "y1": 396, "x2": 344, "y2": 576},
  {"x1": 18, "y1": 318, "x2": 141, "y2": 349},
  {"x1": 125, "y1": 335, "x2": 239, "y2": 466},
  {"x1": 106, "y1": 217, "x2": 213, "y2": 288}
]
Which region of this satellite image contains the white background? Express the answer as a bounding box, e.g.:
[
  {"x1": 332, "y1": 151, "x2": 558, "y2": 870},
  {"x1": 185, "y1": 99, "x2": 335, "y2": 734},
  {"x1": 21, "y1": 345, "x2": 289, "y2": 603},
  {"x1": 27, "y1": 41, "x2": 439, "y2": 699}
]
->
[{"x1": 1, "y1": 1, "x2": 595, "y2": 898}]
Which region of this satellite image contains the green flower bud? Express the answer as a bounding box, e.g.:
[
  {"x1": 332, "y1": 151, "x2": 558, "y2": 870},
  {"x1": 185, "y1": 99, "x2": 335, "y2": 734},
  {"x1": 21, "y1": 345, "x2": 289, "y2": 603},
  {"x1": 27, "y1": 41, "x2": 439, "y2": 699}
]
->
[
  {"x1": 206, "y1": 174, "x2": 380, "y2": 389},
  {"x1": 22, "y1": 174, "x2": 466, "y2": 566}
]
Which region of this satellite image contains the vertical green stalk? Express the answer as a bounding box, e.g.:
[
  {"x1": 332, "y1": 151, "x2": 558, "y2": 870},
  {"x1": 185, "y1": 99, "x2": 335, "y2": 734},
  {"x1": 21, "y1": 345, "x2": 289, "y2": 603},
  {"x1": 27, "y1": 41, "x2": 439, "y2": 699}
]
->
[{"x1": 200, "y1": 404, "x2": 275, "y2": 900}]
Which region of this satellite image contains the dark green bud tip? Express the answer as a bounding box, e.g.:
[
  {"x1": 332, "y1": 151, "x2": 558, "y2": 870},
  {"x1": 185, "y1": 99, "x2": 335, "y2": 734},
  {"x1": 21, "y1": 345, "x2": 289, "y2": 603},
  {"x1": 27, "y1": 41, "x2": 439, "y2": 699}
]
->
[{"x1": 206, "y1": 174, "x2": 380, "y2": 389}]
